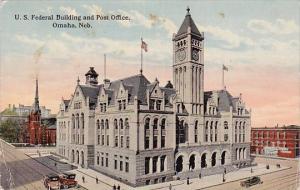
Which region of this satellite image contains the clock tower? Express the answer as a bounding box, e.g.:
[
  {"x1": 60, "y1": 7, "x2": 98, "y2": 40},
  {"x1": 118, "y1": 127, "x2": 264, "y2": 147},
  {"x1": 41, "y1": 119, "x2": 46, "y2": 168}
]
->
[{"x1": 173, "y1": 7, "x2": 204, "y2": 115}]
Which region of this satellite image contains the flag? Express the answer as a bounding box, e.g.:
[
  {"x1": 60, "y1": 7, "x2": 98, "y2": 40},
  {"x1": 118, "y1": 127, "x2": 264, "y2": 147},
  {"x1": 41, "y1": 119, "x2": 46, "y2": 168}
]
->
[
  {"x1": 223, "y1": 64, "x2": 228, "y2": 71},
  {"x1": 141, "y1": 40, "x2": 148, "y2": 52}
]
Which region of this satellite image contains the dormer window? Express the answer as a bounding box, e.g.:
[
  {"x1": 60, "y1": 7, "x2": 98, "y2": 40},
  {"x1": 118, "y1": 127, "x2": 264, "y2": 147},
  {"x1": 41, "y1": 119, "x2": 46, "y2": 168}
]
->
[
  {"x1": 156, "y1": 100, "x2": 161, "y2": 110},
  {"x1": 149, "y1": 99, "x2": 155, "y2": 110}
]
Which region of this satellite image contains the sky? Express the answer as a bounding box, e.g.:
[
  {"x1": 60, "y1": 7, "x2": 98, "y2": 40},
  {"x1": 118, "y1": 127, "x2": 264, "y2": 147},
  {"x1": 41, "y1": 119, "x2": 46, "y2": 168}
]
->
[{"x1": 0, "y1": 0, "x2": 299, "y2": 127}]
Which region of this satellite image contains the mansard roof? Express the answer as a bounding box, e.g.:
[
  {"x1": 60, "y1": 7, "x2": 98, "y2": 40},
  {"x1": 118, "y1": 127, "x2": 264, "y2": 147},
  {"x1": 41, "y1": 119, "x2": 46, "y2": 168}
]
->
[{"x1": 176, "y1": 8, "x2": 202, "y2": 38}]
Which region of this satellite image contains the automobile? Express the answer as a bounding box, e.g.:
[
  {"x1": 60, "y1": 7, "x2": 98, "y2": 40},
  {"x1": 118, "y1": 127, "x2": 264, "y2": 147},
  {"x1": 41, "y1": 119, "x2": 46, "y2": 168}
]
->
[
  {"x1": 240, "y1": 176, "x2": 263, "y2": 188},
  {"x1": 59, "y1": 172, "x2": 78, "y2": 189},
  {"x1": 43, "y1": 173, "x2": 60, "y2": 190}
]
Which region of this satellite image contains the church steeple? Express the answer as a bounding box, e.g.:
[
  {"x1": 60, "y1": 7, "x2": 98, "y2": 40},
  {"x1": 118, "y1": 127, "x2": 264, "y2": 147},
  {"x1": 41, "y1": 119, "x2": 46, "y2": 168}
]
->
[{"x1": 33, "y1": 78, "x2": 41, "y2": 114}]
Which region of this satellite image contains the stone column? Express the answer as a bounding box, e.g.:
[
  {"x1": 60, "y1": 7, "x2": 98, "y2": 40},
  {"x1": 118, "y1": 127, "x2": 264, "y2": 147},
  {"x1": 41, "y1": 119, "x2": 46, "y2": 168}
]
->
[
  {"x1": 149, "y1": 157, "x2": 153, "y2": 174},
  {"x1": 157, "y1": 157, "x2": 160, "y2": 173}
]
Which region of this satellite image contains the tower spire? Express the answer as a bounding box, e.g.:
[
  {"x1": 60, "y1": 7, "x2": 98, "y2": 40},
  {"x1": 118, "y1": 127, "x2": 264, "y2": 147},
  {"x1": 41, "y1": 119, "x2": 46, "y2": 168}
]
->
[{"x1": 33, "y1": 77, "x2": 40, "y2": 113}]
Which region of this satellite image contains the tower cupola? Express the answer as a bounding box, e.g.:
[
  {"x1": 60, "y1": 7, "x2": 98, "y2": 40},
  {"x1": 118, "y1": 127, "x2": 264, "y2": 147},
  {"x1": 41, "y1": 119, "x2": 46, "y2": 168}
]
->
[{"x1": 85, "y1": 67, "x2": 99, "y2": 86}]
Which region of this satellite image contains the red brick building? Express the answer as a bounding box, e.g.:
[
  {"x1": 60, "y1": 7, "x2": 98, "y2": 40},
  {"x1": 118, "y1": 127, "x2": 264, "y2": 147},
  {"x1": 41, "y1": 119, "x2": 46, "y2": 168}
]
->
[
  {"x1": 251, "y1": 125, "x2": 300, "y2": 158},
  {"x1": 26, "y1": 79, "x2": 56, "y2": 145}
]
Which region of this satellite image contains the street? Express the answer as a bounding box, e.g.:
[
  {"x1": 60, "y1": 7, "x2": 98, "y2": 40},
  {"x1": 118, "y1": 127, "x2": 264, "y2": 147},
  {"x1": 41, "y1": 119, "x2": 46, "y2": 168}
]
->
[{"x1": 202, "y1": 156, "x2": 299, "y2": 190}]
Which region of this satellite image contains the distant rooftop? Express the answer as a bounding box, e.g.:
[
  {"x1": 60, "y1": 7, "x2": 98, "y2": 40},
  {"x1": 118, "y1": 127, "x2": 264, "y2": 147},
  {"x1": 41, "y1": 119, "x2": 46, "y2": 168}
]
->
[{"x1": 252, "y1": 125, "x2": 300, "y2": 130}]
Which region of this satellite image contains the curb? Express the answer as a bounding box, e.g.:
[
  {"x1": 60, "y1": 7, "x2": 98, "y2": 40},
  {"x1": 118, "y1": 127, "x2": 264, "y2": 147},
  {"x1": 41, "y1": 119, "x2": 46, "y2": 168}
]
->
[{"x1": 197, "y1": 166, "x2": 292, "y2": 190}]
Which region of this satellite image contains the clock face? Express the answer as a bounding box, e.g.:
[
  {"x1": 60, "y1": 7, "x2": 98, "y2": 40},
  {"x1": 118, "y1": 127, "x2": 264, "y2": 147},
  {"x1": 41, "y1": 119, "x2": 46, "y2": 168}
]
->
[
  {"x1": 177, "y1": 49, "x2": 186, "y2": 61},
  {"x1": 192, "y1": 50, "x2": 199, "y2": 61}
]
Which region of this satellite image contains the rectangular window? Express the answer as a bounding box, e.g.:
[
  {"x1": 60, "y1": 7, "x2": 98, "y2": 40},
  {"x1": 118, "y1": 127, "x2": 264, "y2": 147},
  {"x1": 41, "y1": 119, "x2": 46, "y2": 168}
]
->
[
  {"x1": 205, "y1": 134, "x2": 208, "y2": 142},
  {"x1": 210, "y1": 134, "x2": 213, "y2": 142},
  {"x1": 98, "y1": 135, "x2": 100, "y2": 145},
  {"x1": 97, "y1": 156, "x2": 99, "y2": 165},
  {"x1": 162, "y1": 177, "x2": 166, "y2": 183},
  {"x1": 102, "y1": 135, "x2": 105, "y2": 145},
  {"x1": 114, "y1": 159, "x2": 117, "y2": 169},
  {"x1": 161, "y1": 136, "x2": 165, "y2": 148},
  {"x1": 145, "y1": 136, "x2": 149, "y2": 149},
  {"x1": 224, "y1": 134, "x2": 228, "y2": 142},
  {"x1": 106, "y1": 157, "x2": 108, "y2": 167},
  {"x1": 153, "y1": 136, "x2": 158, "y2": 149},
  {"x1": 115, "y1": 136, "x2": 118, "y2": 147},
  {"x1": 235, "y1": 134, "x2": 237, "y2": 143},
  {"x1": 122, "y1": 100, "x2": 126, "y2": 110},
  {"x1": 126, "y1": 137, "x2": 130, "y2": 149},
  {"x1": 146, "y1": 180, "x2": 150, "y2": 185},
  {"x1": 156, "y1": 100, "x2": 161, "y2": 110},
  {"x1": 82, "y1": 135, "x2": 84, "y2": 144},
  {"x1": 121, "y1": 136, "x2": 124, "y2": 148},
  {"x1": 125, "y1": 162, "x2": 129, "y2": 172},
  {"x1": 195, "y1": 135, "x2": 198, "y2": 143},
  {"x1": 152, "y1": 157, "x2": 158, "y2": 173},
  {"x1": 118, "y1": 100, "x2": 122, "y2": 111},
  {"x1": 107, "y1": 135, "x2": 109, "y2": 146},
  {"x1": 145, "y1": 157, "x2": 150, "y2": 174},
  {"x1": 101, "y1": 157, "x2": 104, "y2": 166},
  {"x1": 120, "y1": 161, "x2": 123, "y2": 171},
  {"x1": 149, "y1": 99, "x2": 155, "y2": 110},
  {"x1": 160, "y1": 156, "x2": 165, "y2": 172},
  {"x1": 215, "y1": 134, "x2": 217, "y2": 142}
]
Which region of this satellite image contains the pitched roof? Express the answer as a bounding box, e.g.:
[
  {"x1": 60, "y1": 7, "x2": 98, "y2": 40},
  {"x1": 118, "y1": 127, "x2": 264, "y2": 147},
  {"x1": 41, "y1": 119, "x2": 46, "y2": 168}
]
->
[
  {"x1": 204, "y1": 90, "x2": 236, "y2": 112},
  {"x1": 79, "y1": 85, "x2": 100, "y2": 100},
  {"x1": 176, "y1": 9, "x2": 201, "y2": 37},
  {"x1": 108, "y1": 74, "x2": 150, "y2": 104}
]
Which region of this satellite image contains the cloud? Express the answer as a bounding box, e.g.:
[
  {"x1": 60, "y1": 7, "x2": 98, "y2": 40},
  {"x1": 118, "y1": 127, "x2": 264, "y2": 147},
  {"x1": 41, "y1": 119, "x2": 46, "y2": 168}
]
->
[
  {"x1": 83, "y1": 4, "x2": 103, "y2": 15},
  {"x1": 0, "y1": 0, "x2": 7, "y2": 8},
  {"x1": 15, "y1": 34, "x2": 44, "y2": 47},
  {"x1": 247, "y1": 19, "x2": 299, "y2": 35},
  {"x1": 60, "y1": 6, "x2": 77, "y2": 15},
  {"x1": 198, "y1": 24, "x2": 255, "y2": 48}
]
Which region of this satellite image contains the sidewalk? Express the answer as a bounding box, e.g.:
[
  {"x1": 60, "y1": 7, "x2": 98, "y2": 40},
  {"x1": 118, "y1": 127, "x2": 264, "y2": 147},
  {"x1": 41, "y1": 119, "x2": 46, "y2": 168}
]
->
[{"x1": 72, "y1": 163, "x2": 289, "y2": 190}]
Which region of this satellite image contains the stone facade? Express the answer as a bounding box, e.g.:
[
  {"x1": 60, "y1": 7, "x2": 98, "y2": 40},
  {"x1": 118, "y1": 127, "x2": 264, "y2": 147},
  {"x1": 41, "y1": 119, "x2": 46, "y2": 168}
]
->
[{"x1": 56, "y1": 8, "x2": 251, "y2": 187}]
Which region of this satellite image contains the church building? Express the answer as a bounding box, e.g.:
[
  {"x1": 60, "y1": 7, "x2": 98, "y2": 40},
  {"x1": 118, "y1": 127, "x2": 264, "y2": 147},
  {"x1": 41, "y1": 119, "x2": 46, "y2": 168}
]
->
[{"x1": 56, "y1": 8, "x2": 251, "y2": 186}]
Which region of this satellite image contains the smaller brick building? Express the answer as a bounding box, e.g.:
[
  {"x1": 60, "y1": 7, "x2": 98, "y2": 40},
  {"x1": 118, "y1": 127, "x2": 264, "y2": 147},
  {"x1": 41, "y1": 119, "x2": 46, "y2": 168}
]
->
[{"x1": 251, "y1": 125, "x2": 300, "y2": 158}]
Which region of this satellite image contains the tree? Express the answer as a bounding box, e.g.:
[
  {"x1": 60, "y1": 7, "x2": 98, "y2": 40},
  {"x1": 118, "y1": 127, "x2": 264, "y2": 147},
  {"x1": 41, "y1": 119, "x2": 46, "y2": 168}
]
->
[{"x1": 0, "y1": 119, "x2": 21, "y2": 143}]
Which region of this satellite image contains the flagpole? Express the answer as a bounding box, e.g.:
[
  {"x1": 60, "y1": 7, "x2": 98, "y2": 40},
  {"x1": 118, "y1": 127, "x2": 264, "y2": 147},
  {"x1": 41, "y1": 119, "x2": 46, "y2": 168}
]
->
[
  {"x1": 222, "y1": 64, "x2": 224, "y2": 90},
  {"x1": 140, "y1": 38, "x2": 143, "y2": 75}
]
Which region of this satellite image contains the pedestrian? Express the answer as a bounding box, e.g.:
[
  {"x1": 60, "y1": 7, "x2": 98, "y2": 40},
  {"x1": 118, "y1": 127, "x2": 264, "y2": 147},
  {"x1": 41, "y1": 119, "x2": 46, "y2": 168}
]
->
[
  {"x1": 199, "y1": 172, "x2": 201, "y2": 179},
  {"x1": 82, "y1": 175, "x2": 85, "y2": 183},
  {"x1": 187, "y1": 177, "x2": 190, "y2": 185},
  {"x1": 96, "y1": 176, "x2": 99, "y2": 184},
  {"x1": 117, "y1": 184, "x2": 120, "y2": 190},
  {"x1": 169, "y1": 183, "x2": 172, "y2": 190},
  {"x1": 113, "y1": 184, "x2": 116, "y2": 190},
  {"x1": 224, "y1": 168, "x2": 227, "y2": 174}
]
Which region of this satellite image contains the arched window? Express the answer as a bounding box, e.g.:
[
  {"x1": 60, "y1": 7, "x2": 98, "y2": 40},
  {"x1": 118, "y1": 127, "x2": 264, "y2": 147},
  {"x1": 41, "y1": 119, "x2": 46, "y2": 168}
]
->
[
  {"x1": 119, "y1": 119, "x2": 124, "y2": 129},
  {"x1": 114, "y1": 119, "x2": 118, "y2": 129},
  {"x1": 72, "y1": 114, "x2": 75, "y2": 129},
  {"x1": 81, "y1": 113, "x2": 84, "y2": 129},
  {"x1": 194, "y1": 121, "x2": 198, "y2": 143},
  {"x1": 153, "y1": 118, "x2": 158, "y2": 130},
  {"x1": 101, "y1": 119, "x2": 104, "y2": 129},
  {"x1": 125, "y1": 118, "x2": 129, "y2": 129},
  {"x1": 96, "y1": 119, "x2": 100, "y2": 129},
  {"x1": 105, "y1": 119, "x2": 109, "y2": 129},
  {"x1": 177, "y1": 104, "x2": 180, "y2": 113},
  {"x1": 145, "y1": 118, "x2": 150, "y2": 130},
  {"x1": 76, "y1": 113, "x2": 79, "y2": 128}
]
